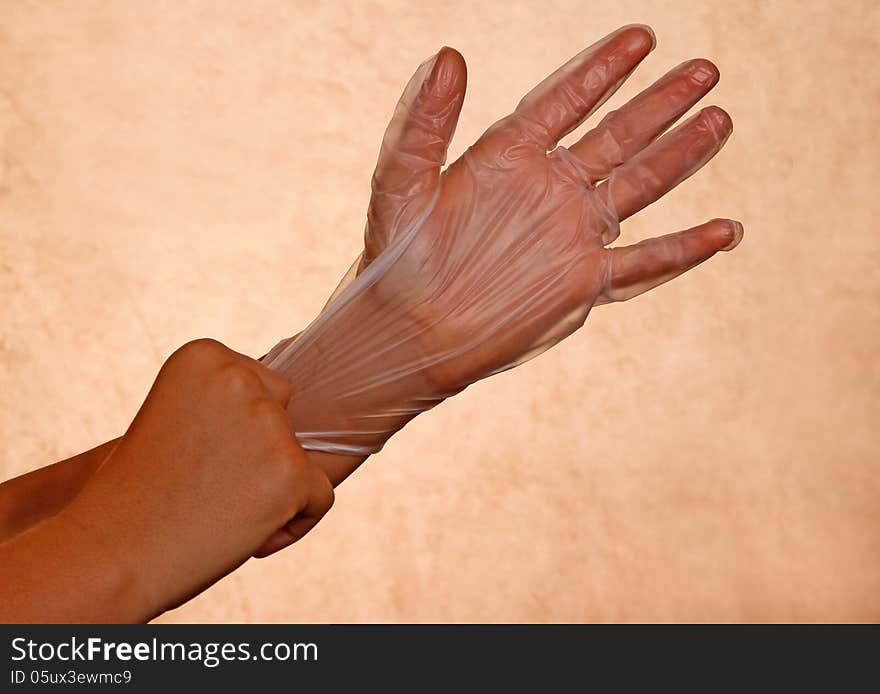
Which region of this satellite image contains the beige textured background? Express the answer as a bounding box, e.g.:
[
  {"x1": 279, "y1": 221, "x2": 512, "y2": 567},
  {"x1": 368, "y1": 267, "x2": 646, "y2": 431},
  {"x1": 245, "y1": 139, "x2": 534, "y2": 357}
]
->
[{"x1": 1, "y1": 0, "x2": 878, "y2": 622}]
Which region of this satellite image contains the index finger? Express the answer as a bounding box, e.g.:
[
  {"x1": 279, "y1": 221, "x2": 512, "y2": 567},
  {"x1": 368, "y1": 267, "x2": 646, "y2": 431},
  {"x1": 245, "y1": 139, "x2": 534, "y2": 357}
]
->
[{"x1": 498, "y1": 24, "x2": 656, "y2": 150}]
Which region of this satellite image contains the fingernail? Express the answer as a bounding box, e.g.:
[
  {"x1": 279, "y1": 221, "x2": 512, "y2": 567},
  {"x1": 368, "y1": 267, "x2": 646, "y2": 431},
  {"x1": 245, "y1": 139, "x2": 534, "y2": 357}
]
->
[
  {"x1": 425, "y1": 47, "x2": 457, "y2": 96},
  {"x1": 629, "y1": 24, "x2": 657, "y2": 51},
  {"x1": 690, "y1": 60, "x2": 719, "y2": 87},
  {"x1": 721, "y1": 220, "x2": 744, "y2": 251}
]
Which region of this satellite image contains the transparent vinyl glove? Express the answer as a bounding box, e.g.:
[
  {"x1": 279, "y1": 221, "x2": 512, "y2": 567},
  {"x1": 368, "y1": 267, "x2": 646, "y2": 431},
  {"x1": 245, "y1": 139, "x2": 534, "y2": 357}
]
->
[{"x1": 264, "y1": 25, "x2": 742, "y2": 457}]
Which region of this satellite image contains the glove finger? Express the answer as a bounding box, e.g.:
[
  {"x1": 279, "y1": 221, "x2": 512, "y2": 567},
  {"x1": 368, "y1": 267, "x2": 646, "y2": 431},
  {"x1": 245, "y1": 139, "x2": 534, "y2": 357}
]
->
[
  {"x1": 372, "y1": 47, "x2": 467, "y2": 193},
  {"x1": 604, "y1": 105, "x2": 733, "y2": 225},
  {"x1": 479, "y1": 24, "x2": 654, "y2": 154},
  {"x1": 596, "y1": 218, "x2": 743, "y2": 305},
  {"x1": 365, "y1": 47, "x2": 467, "y2": 266},
  {"x1": 569, "y1": 58, "x2": 720, "y2": 182}
]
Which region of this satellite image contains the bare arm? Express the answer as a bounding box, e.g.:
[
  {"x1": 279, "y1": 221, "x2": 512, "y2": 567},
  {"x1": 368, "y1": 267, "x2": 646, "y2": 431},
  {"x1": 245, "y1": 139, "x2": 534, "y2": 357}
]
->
[
  {"x1": 0, "y1": 439, "x2": 118, "y2": 542},
  {"x1": 0, "y1": 438, "x2": 361, "y2": 555},
  {"x1": 0, "y1": 339, "x2": 335, "y2": 623}
]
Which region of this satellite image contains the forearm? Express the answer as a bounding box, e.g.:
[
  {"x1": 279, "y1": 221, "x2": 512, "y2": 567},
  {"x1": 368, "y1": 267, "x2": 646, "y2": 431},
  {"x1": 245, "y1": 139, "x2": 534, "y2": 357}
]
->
[
  {"x1": 0, "y1": 509, "x2": 143, "y2": 623},
  {"x1": 0, "y1": 439, "x2": 362, "y2": 544},
  {"x1": 0, "y1": 334, "x2": 367, "y2": 545},
  {"x1": 0, "y1": 439, "x2": 119, "y2": 542}
]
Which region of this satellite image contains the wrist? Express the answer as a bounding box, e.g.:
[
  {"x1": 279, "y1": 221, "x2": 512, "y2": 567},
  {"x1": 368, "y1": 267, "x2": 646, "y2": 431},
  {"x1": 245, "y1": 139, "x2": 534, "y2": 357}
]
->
[
  {"x1": 267, "y1": 276, "x2": 463, "y2": 457},
  {"x1": 53, "y1": 498, "x2": 153, "y2": 622},
  {"x1": 0, "y1": 507, "x2": 146, "y2": 623}
]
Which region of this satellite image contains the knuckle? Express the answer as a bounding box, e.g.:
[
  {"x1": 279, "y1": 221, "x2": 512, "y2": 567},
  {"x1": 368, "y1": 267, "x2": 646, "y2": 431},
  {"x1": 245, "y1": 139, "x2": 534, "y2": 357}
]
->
[
  {"x1": 508, "y1": 111, "x2": 551, "y2": 147},
  {"x1": 177, "y1": 337, "x2": 225, "y2": 361},
  {"x1": 217, "y1": 361, "x2": 261, "y2": 395},
  {"x1": 268, "y1": 370, "x2": 293, "y2": 401},
  {"x1": 271, "y1": 439, "x2": 308, "y2": 489},
  {"x1": 251, "y1": 398, "x2": 291, "y2": 435},
  {"x1": 167, "y1": 338, "x2": 226, "y2": 370}
]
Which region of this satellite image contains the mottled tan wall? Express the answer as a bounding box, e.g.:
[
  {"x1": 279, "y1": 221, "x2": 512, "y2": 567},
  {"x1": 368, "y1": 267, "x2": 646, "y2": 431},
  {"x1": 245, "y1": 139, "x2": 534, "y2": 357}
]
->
[{"x1": 1, "y1": 0, "x2": 878, "y2": 622}]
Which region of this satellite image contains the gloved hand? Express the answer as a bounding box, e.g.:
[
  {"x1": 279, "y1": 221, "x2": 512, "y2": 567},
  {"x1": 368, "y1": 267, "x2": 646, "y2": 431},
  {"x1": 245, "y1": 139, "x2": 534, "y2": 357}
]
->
[{"x1": 266, "y1": 25, "x2": 742, "y2": 457}]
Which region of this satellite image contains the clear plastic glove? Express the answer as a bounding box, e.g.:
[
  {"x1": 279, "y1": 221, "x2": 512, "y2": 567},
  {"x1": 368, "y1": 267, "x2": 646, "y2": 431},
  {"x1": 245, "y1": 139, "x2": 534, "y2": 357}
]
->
[{"x1": 265, "y1": 25, "x2": 742, "y2": 457}]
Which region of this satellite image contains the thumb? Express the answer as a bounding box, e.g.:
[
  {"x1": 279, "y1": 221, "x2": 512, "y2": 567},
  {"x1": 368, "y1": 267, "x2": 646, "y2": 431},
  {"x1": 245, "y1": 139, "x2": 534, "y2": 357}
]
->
[{"x1": 363, "y1": 47, "x2": 467, "y2": 267}]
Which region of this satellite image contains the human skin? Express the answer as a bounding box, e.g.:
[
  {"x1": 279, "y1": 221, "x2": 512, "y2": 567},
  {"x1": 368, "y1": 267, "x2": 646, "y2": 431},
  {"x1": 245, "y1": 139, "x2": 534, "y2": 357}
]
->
[
  {"x1": 0, "y1": 339, "x2": 334, "y2": 623},
  {"x1": 0, "y1": 24, "x2": 741, "y2": 559},
  {"x1": 0, "y1": 433, "x2": 359, "y2": 556}
]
